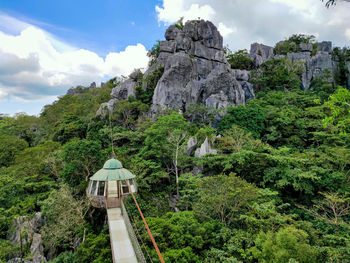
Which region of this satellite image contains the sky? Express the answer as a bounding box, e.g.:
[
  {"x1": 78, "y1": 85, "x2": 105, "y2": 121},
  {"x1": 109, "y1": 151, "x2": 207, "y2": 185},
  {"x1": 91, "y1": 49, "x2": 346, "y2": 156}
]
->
[{"x1": 0, "y1": 0, "x2": 350, "y2": 116}]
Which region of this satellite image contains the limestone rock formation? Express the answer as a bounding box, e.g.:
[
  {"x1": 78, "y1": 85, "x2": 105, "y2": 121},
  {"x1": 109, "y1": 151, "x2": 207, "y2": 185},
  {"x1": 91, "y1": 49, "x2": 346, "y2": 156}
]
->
[
  {"x1": 250, "y1": 43, "x2": 274, "y2": 67},
  {"x1": 195, "y1": 137, "x2": 217, "y2": 157},
  {"x1": 150, "y1": 20, "x2": 247, "y2": 113},
  {"x1": 8, "y1": 213, "x2": 47, "y2": 263},
  {"x1": 100, "y1": 20, "x2": 249, "y2": 115},
  {"x1": 186, "y1": 137, "x2": 198, "y2": 155},
  {"x1": 287, "y1": 41, "x2": 334, "y2": 90},
  {"x1": 249, "y1": 41, "x2": 335, "y2": 90},
  {"x1": 110, "y1": 69, "x2": 140, "y2": 101}
]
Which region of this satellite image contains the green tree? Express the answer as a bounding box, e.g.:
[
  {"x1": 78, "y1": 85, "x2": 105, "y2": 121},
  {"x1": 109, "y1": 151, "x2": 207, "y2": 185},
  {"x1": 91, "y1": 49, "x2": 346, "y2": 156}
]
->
[
  {"x1": 142, "y1": 112, "x2": 190, "y2": 196},
  {"x1": 0, "y1": 135, "x2": 28, "y2": 167},
  {"x1": 218, "y1": 101, "x2": 266, "y2": 138},
  {"x1": 322, "y1": 87, "x2": 350, "y2": 134},
  {"x1": 61, "y1": 139, "x2": 104, "y2": 192},
  {"x1": 41, "y1": 185, "x2": 88, "y2": 253},
  {"x1": 251, "y1": 58, "x2": 303, "y2": 92},
  {"x1": 226, "y1": 49, "x2": 254, "y2": 70},
  {"x1": 194, "y1": 173, "x2": 258, "y2": 226},
  {"x1": 250, "y1": 226, "x2": 318, "y2": 263}
]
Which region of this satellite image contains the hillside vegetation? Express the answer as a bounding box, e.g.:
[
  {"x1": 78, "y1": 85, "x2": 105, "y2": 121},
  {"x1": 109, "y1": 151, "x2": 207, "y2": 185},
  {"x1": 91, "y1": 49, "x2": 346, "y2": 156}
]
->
[{"x1": 0, "y1": 40, "x2": 350, "y2": 263}]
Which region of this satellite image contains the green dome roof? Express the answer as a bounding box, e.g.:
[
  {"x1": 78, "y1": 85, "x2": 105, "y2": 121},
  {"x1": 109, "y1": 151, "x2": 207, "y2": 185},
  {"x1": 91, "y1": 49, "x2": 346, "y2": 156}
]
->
[
  {"x1": 103, "y1": 158, "x2": 123, "y2": 169},
  {"x1": 89, "y1": 158, "x2": 135, "y2": 181}
]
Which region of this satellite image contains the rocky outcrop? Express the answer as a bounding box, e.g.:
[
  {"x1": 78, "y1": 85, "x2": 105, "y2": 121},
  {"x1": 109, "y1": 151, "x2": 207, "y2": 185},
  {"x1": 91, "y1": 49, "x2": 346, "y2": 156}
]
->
[
  {"x1": 150, "y1": 20, "x2": 245, "y2": 113},
  {"x1": 100, "y1": 20, "x2": 250, "y2": 116},
  {"x1": 97, "y1": 70, "x2": 141, "y2": 115},
  {"x1": 233, "y1": 69, "x2": 254, "y2": 103},
  {"x1": 287, "y1": 41, "x2": 334, "y2": 90},
  {"x1": 195, "y1": 137, "x2": 217, "y2": 157},
  {"x1": 150, "y1": 20, "x2": 247, "y2": 113},
  {"x1": 250, "y1": 43, "x2": 274, "y2": 67},
  {"x1": 110, "y1": 70, "x2": 140, "y2": 101},
  {"x1": 186, "y1": 137, "x2": 198, "y2": 155},
  {"x1": 8, "y1": 213, "x2": 46, "y2": 263}
]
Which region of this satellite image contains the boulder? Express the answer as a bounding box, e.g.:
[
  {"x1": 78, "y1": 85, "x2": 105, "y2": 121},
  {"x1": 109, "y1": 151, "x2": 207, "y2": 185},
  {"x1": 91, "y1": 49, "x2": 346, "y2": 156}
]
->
[
  {"x1": 195, "y1": 137, "x2": 217, "y2": 157},
  {"x1": 96, "y1": 98, "x2": 118, "y2": 116}
]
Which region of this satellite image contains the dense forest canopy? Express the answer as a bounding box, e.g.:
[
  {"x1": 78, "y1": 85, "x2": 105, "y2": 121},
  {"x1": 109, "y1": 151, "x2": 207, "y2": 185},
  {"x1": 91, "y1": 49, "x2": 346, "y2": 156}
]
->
[{"x1": 1, "y1": 29, "x2": 350, "y2": 263}]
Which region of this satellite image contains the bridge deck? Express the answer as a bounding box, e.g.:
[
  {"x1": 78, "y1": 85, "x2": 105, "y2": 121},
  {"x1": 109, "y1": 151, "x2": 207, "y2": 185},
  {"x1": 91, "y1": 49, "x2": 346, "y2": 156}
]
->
[{"x1": 107, "y1": 208, "x2": 138, "y2": 263}]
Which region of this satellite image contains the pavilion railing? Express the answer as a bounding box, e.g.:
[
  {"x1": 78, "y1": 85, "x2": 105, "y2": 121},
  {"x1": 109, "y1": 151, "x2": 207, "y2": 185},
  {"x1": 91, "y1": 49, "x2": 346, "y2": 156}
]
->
[{"x1": 121, "y1": 201, "x2": 147, "y2": 263}]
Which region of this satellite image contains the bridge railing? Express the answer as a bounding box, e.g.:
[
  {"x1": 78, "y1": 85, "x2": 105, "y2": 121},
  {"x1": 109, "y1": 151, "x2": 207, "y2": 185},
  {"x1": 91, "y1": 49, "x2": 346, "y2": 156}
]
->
[{"x1": 121, "y1": 201, "x2": 147, "y2": 263}]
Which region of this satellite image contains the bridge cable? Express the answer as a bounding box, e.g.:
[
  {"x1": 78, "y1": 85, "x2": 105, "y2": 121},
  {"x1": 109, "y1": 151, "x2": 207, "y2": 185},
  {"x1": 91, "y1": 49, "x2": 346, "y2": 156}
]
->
[
  {"x1": 121, "y1": 171, "x2": 165, "y2": 263},
  {"x1": 124, "y1": 200, "x2": 154, "y2": 263}
]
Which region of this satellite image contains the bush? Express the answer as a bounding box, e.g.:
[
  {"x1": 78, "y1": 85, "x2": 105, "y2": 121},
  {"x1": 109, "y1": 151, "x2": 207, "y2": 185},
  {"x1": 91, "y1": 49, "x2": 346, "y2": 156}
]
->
[
  {"x1": 251, "y1": 58, "x2": 303, "y2": 92},
  {"x1": 226, "y1": 49, "x2": 254, "y2": 70},
  {"x1": 274, "y1": 34, "x2": 316, "y2": 55},
  {"x1": 218, "y1": 101, "x2": 266, "y2": 138}
]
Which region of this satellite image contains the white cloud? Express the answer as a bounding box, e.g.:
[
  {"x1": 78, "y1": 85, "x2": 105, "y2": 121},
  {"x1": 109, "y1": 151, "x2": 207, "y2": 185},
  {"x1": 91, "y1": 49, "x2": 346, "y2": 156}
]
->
[
  {"x1": 346, "y1": 29, "x2": 350, "y2": 41},
  {"x1": 155, "y1": 0, "x2": 215, "y2": 24},
  {"x1": 156, "y1": 0, "x2": 350, "y2": 52},
  {"x1": 0, "y1": 14, "x2": 149, "y2": 102},
  {"x1": 218, "y1": 23, "x2": 236, "y2": 37}
]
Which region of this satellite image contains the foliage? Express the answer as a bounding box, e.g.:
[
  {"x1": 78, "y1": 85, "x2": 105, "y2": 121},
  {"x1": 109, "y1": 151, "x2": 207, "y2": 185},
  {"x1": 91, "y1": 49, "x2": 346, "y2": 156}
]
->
[
  {"x1": 250, "y1": 226, "x2": 318, "y2": 263},
  {"x1": 0, "y1": 135, "x2": 28, "y2": 167},
  {"x1": 175, "y1": 17, "x2": 184, "y2": 30},
  {"x1": 194, "y1": 173, "x2": 258, "y2": 226},
  {"x1": 60, "y1": 139, "x2": 104, "y2": 192},
  {"x1": 142, "y1": 211, "x2": 222, "y2": 263},
  {"x1": 112, "y1": 99, "x2": 149, "y2": 130},
  {"x1": 322, "y1": 87, "x2": 350, "y2": 134},
  {"x1": 148, "y1": 41, "x2": 160, "y2": 66},
  {"x1": 251, "y1": 57, "x2": 303, "y2": 92},
  {"x1": 274, "y1": 34, "x2": 316, "y2": 55},
  {"x1": 332, "y1": 47, "x2": 350, "y2": 87},
  {"x1": 218, "y1": 101, "x2": 266, "y2": 137},
  {"x1": 41, "y1": 185, "x2": 88, "y2": 253},
  {"x1": 135, "y1": 66, "x2": 164, "y2": 105},
  {"x1": 226, "y1": 49, "x2": 254, "y2": 70}
]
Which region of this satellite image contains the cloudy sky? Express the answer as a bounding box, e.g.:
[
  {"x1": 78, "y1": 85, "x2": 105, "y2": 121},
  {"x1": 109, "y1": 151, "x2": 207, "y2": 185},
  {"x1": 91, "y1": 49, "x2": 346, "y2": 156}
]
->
[{"x1": 0, "y1": 0, "x2": 350, "y2": 115}]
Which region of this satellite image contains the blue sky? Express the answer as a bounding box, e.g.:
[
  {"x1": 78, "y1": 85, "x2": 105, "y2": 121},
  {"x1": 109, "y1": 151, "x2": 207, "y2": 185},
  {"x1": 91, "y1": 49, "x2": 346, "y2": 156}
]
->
[
  {"x1": 0, "y1": 0, "x2": 166, "y2": 56},
  {"x1": 1, "y1": 0, "x2": 350, "y2": 116}
]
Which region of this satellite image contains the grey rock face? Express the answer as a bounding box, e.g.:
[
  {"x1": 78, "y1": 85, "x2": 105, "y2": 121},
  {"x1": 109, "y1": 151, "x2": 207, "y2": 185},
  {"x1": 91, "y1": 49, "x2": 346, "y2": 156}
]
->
[
  {"x1": 110, "y1": 78, "x2": 138, "y2": 100},
  {"x1": 151, "y1": 20, "x2": 247, "y2": 113},
  {"x1": 8, "y1": 213, "x2": 46, "y2": 263},
  {"x1": 99, "y1": 20, "x2": 251, "y2": 115},
  {"x1": 31, "y1": 233, "x2": 47, "y2": 263},
  {"x1": 317, "y1": 41, "x2": 332, "y2": 53},
  {"x1": 250, "y1": 43, "x2": 274, "y2": 67},
  {"x1": 233, "y1": 69, "x2": 250, "y2": 81},
  {"x1": 194, "y1": 137, "x2": 217, "y2": 157},
  {"x1": 300, "y1": 42, "x2": 313, "y2": 52},
  {"x1": 287, "y1": 47, "x2": 334, "y2": 90},
  {"x1": 186, "y1": 137, "x2": 198, "y2": 155}
]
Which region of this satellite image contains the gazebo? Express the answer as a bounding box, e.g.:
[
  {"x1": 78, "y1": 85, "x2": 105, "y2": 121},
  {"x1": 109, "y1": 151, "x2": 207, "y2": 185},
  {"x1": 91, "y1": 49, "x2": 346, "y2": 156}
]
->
[{"x1": 87, "y1": 158, "x2": 137, "y2": 208}]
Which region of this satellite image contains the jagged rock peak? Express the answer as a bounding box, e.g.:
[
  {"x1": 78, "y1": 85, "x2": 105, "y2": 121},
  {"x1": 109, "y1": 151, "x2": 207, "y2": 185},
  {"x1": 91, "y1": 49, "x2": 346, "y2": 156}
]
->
[
  {"x1": 150, "y1": 20, "x2": 249, "y2": 113},
  {"x1": 98, "y1": 20, "x2": 253, "y2": 116}
]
